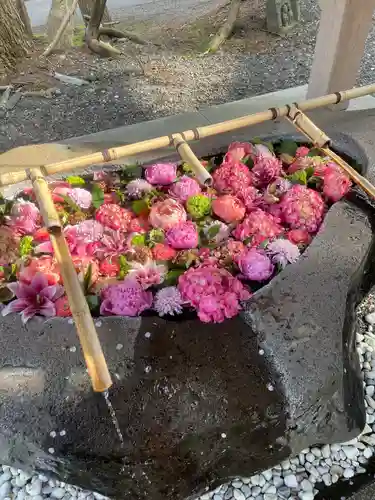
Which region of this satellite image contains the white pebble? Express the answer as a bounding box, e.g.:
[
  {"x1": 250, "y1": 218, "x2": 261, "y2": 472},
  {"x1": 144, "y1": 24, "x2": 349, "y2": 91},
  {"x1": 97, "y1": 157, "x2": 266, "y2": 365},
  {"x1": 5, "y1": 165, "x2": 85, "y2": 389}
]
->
[
  {"x1": 342, "y1": 446, "x2": 359, "y2": 460},
  {"x1": 144, "y1": 332, "x2": 151, "y2": 338},
  {"x1": 272, "y1": 476, "x2": 283, "y2": 488},
  {"x1": 364, "y1": 447, "x2": 373, "y2": 459},
  {"x1": 42, "y1": 485, "x2": 53, "y2": 495},
  {"x1": 322, "y1": 473, "x2": 332, "y2": 486},
  {"x1": 52, "y1": 488, "x2": 68, "y2": 499},
  {"x1": 311, "y1": 448, "x2": 321, "y2": 458},
  {"x1": 262, "y1": 469, "x2": 272, "y2": 481},
  {"x1": 48, "y1": 448, "x2": 55, "y2": 454},
  {"x1": 305, "y1": 453, "x2": 315, "y2": 463},
  {"x1": 321, "y1": 445, "x2": 331, "y2": 458},
  {"x1": 284, "y1": 474, "x2": 298, "y2": 488},
  {"x1": 38, "y1": 475, "x2": 48, "y2": 482},
  {"x1": 221, "y1": 433, "x2": 227, "y2": 439},
  {"x1": 366, "y1": 385, "x2": 375, "y2": 397},
  {"x1": 0, "y1": 473, "x2": 11, "y2": 486},
  {"x1": 266, "y1": 383, "x2": 274, "y2": 392},
  {"x1": 343, "y1": 468, "x2": 355, "y2": 479},
  {"x1": 366, "y1": 312, "x2": 375, "y2": 324},
  {"x1": 258, "y1": 349, "x2": 264, "y2": 356},
  {"x1": 257, "y1": 475, "x2": 266, "y2": 487},
  {"x1": 250, "y1": 475, "x2": 260, "y2": 486},
  {"x1": 281, "y1": 460, "x2": 291, "y2": 470},
  {"x1": 264, "y1": 485, "x2": 276, "y2": 494},
  {"x1": 298, "y1": 492, "x2": 314, "y2": 500},
  {"x1": 95, "y1": 321, "x2": 102, "y2": 327},
  {"x1": 251, "y1": 486, "x2": 261, "y2": 495},
  {"x1": 115, "y1": 344, "x2": 123, "y2": 351},
  {"x1": 0, "y1": 482, "x2": 10, "y2": 499},
  {"x1": 233, "y1": 490, "x2": 245, "y2": 500},
  {"x1": 263, "y1": 495, "x2": 277, "y2": 500},
  {"x1": 69, "y1": 346, "x2": 77, "y2": 353},
  {"x1": 50, "y1": 431, "x2": 57, "y2": 438},
  {"x1": 26, "y1": 479, "x2": 42, "y2": 496},
  {"x1": 301, "y1": 479, "x2": 313, "y2": 492},
  {"x1": 59, "y1": 430, "x2": 66, "y2": 437},
  {"x1": 144, "y1": 366, "x2": 151, "y2": 374}
]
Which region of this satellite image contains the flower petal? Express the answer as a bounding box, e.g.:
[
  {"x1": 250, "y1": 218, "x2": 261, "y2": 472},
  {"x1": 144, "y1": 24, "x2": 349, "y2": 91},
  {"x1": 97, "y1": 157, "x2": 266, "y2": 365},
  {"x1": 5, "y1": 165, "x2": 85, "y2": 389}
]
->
[
  {"x1": 39, "y1": 299, "x2": 57, "y2": 318},
  {"x1": 31, "y1": 273, "x2": 49, "y2": 293},
  {"x1": 7, "y1": 282, "x2": 35, "y2": 300},
  {"x1": 1, "y1": 299, "x2": 30, "y2": 316},
  {"x1": 21, "y1": 305, "x2": 38, "y2": 323},
  {"x1": 39, "y1": 285, "x2": 57, "y2": 301},
  {"x1": 35, "y1": 241, "x2": 54, "y2": 254}
]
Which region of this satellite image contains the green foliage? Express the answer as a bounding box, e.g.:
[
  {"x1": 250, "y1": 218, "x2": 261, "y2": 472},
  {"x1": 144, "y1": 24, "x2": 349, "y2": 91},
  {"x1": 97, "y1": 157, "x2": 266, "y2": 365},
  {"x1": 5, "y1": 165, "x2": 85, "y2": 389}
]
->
[
  {"x1": 132, "y1": 234, "x2": 146, "y2": 247},
  {"x1": 66, "y1": 176, "x2": 85, "y2": 186},
  {"x1": 287, "y1": 169, "x2": 308, "y2": 185},
  {"x1": 118, "y1": 255, "x2": 130, "y2": 280},
  {"x1": 164, "y1": 268, "x2": 185, "y2": 286},
  {"x1": 19, "y1": 236, "x2": 33, "y2": 257},
  {"x1": 83, "y1": 264, "x2": 93, "y2": 294},
  {"x1": 91, "y1": 184, "x2": 104, "y2": 209},
  {"x1": 207, "y1": 224, "x2": 221, "y2": 239},
  {"x1": 132, "y1": 199, "x2": 149, "y2": 216},
  {"x1": 86, "y1": 294, "x2": 100, "y2": 312},
  {"x1": 278, "y1": 140, "x2": 299, "y2": 157}
]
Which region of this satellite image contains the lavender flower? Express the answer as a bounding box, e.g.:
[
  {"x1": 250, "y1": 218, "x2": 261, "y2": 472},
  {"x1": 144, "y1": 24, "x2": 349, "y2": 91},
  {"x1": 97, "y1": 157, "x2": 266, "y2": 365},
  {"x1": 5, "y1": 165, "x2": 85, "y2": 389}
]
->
[
  {"x1": 266, "y1": 238, "x2": 300, "y2": 269},
  {"x1": 154, "y1": 287, "x2": 183, "y2": 316},
  {"x1": 68, "y1": 188, "x2": 92, "y2": 209},
  {"x1": 2, "y1": 273, "x2": 64, "y2": 324},
  {"x1": 126, "y1": 179, "x2": 153, "y2": 199},
  {"x1": 237, "y1": 248, "x2": 274, "y2": 281},
  {"x1": 127, "y1": 260, "x2": 167, "y2": 289}
]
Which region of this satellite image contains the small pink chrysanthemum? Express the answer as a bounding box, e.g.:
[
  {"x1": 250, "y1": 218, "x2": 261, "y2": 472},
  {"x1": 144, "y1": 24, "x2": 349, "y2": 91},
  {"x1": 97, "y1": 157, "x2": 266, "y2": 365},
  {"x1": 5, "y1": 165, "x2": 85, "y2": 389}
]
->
[
  {"x1": 68, "y1": 188, "x2": 92, "y2": 209},
  {"x1": 96, "y1": 204, "x2": 133, "y2": 231},
  {"x1": 149, "y1": 199, "x2": 187, "y2": 231},
  {"x1": 169, "y1": 175, "x2": 201, "y2": 202},
  {"x1": 100, "y1": 278, "x2": 153, "y2": 316},
  {"x1": 145, "y1": 163, "x2": 177, "y2": 185},
  {"x1": 2, "y1": 272, "x2": 64, "y2": 324},
  {"x1": 266, "y1": 238, "x2": 300, "y2": 269},
  {"x1": 251, "y1": 155, "x2": 282, "y2": 188},
  {"x1": 95, "y1": 228, "x2": 127, "y2": 259},
  {"x1": 295, "y1": 146, "x2": 310, "y2": 158},
  {"x1": 126, "y1": 179, "x2": 153, "y2": 199},
  {"x1": 154, "y1": 286, "x2": 183, "y2": 316},
  {"x1": 279, "y1": 185, "x2": 325, "y2": 233},
  {"x1": 127, "y1": 260, "x2": 167, "y2": 289},
  {"x1": 237, "y1": 185, "x2": 262, "y2": 212},
  {"x1": 212, "y1": 162, "x2": 252, "y2": 193}
]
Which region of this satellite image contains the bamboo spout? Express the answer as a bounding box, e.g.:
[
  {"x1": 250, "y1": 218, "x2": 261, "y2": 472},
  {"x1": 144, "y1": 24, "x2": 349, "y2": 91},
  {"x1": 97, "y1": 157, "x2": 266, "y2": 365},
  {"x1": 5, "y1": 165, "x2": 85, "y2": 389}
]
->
[{"x1": 28, "y1": 168, "x2": 113, "y2": 393}]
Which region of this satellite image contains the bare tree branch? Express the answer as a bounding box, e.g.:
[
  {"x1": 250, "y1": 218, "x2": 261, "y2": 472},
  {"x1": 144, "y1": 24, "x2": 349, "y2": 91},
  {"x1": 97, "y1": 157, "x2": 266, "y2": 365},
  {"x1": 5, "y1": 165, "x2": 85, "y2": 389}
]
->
[{"x1": 42, "y1": 0, "x2": 79, "y2": 57}]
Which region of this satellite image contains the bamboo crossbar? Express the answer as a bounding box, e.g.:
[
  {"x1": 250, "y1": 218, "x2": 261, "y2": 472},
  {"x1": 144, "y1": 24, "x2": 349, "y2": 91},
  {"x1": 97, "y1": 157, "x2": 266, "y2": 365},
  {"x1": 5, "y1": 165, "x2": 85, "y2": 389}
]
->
[{"x1": 2, "y1": 84, "x2": 375, "y2": 188}]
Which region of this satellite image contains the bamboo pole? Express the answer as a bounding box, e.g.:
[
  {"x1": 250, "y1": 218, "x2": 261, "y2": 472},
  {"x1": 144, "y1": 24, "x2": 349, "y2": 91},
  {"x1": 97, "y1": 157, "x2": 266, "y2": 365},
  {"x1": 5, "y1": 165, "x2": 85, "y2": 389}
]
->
[
  {"x1": 2, "y1": 84, "x2": 375, "y2": 187},
  {"x1": 172, "y1": 134, "x2": 213, "y2": 185},
  {"x1": 28, "y1": 168, "x2": 113, "y2": 393}
]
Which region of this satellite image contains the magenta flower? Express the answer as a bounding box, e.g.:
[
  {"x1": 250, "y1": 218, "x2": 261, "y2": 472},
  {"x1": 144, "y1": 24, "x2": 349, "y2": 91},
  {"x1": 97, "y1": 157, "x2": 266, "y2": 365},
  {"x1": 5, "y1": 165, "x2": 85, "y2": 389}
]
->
[
  {"x1": 236, "y1": 249, "x2": 274, "y2": 281},
  {"x1": 127, "y1": 260, "x2": 167, "y2": 289},
  {"x1": 178, "y1": 265, "x2": 251, "y2": 323},
  {"x1": 126, "y1": 179, "x2": 153, "y2": 199},
  {"x1": 266, "y1": 239, "x2": 300, "y2": 269},
  {"x1": 7, "y1": 200, "x2": 40, "y2": 235},
  {"x1": 169, "y1": 175, "x2": 201, "y2": 202},
  {"x1": 154, "y1": 286, "x2": 183, "y2": 316},
  {"x1": 166, "y1": 221, "x2": 199, "y2": 249},
  {"x1": 145, "y1": 163, "x2": 177, "y2": 185},
  {"x1": 251, "y1": 155, "x2": 282, "y2": 188},
  {"x1": 295, "y1": 146, "x2": 310, "y2": 158},
  {"x1": 2, "y1": 272, "x2": 64, "y2": 324},
  {"x1": 100, "y1": 278, "x2": 153, "y2": 316},
  {"x1": 68, "y1": 188, "x2": 92, "y2": 209}
]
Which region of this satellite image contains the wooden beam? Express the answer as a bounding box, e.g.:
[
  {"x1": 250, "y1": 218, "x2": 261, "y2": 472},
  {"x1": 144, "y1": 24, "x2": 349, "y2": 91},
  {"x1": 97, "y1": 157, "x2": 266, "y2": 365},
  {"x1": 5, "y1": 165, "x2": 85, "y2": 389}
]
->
[{"x1": 307, "y1": 0, "x2": 375, "y2": 108}]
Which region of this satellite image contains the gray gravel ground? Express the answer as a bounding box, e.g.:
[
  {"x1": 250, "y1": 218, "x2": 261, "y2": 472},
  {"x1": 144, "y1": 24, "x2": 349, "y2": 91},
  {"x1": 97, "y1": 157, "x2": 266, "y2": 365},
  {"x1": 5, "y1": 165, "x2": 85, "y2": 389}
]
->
[{"x1": 2, "y1": 0, "x2": 374, "y2": 154}]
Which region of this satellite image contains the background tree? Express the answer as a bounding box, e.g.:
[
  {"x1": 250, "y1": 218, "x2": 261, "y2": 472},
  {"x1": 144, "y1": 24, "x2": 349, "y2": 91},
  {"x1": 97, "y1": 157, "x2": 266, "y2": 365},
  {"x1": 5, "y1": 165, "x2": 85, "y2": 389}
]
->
[
  {"x1": 46, "y1": 0, "x2": 77, "y2": 51},
  {"x1": 78, "y1": 0, "x2": 111, "y2": 24},
  {"x1": 15, "y1": 0, "x2": 33, "y2": 38},
  {"x1": 0, "y1": 0, "x2": 32, "y2": 72}
]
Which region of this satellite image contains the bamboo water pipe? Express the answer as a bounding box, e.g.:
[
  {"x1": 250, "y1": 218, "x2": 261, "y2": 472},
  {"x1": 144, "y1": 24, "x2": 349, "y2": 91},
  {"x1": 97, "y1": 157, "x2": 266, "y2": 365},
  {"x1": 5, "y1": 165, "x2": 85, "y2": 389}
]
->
[
  {"x1": 2, "y1": 84, "x2": 375, "y2": 187},
  {"x1": 28, "y1": 168, "x2": 112, "y2": 393}
]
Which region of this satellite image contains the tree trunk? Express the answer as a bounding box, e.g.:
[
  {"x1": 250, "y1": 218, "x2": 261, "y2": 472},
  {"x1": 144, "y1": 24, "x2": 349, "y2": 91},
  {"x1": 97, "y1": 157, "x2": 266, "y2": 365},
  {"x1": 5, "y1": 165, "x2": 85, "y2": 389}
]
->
[
  {"x1": 86, "y1": 0, "x2": 120, "y2": 57},
  {"x1": 46, "y1": 0, "x2": 76, "y2": 51},
  {"x1": 0, "y1": 0, "x2": 31, "y2": 72},
  {"x1": 205, "y1": 0, "x2": 242, "y2": 53},
  {"x1": 78, "y1": 0, "x2": 110, "y2": 24},
  {"x1": 15, "y1": 0, "x2": 33, "y2": 38}
]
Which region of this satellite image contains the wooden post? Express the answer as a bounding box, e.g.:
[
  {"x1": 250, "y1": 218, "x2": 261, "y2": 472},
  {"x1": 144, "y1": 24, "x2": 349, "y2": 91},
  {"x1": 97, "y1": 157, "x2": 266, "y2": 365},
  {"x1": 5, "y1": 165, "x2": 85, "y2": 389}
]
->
[{"x1": 307, "y1": 0, "x2": 375, "y2": 108}]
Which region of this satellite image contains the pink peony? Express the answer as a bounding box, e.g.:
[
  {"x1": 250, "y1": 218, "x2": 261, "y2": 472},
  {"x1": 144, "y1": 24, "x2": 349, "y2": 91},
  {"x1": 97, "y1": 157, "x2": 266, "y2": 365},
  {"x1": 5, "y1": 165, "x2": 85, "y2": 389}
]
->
[
  {"x1": 145, "y1": 163, "x2": 177, "y2": 185},
  {"x1": 212, "y1": 195, "x2": 245, "y2": 223},
  {"x1": 232, "y1": 208, "x2": 284, "y2": 247},
  {"x1": 68, "y1": 188, "x2": 92, "y2": 209},
  {"x1": 279, "y1": 185, "x2": 325, "y2": 233},
  {"x1": 237, "y1": 185, "x2": 262, "y2": 212},
  {"x1": 128, "y1": 216, "x2": 151, "y2": 234},
  {"x1": 127, "y1": 260, "x2": 167, "y2": 289},
  {"x1": 224, "y1": 142, "x2": 253, "y2": 163},
  {"x1": 100, "y1": 278, "x2": 153, "y2": 316},
  {"x1": 154, "y1": 286, "x2": 183, "y2": 316},
  {"x1": 251, "y1": 155, "x2": 282, "y2": 187},
  {"x1": 99, "y1": 257, "x2": 120, "y2": 277},
  {"x1": 166, "y1": 221, "x2": 199, "y2": 249},
  {"x1": 288, "y1": 156, "x2": 324, "y2": 175},
  {"x1": 126, "y1": 179, "x2": 153, "y2": 199},
  {"x1": 18, "y1": 256, "x2": 61, "y2": 285},
  {"x1": 169, "y1": 175, "x2": 201, "y2": 202},
  {"x1": 2, "y1": 272, "x2": 64, "y2": 323},
  {"x1": 151, "y1": 243, "x2": 177, "y2": 261},
  {"x1": 7, "y1": 200, "x2": 40, "y2": 235},
  {"x1": 236, "y1": 248, "x2": 274, "y2": 281},
  {"x1": 149, "y1": 198, "x2": 187, "y2": 231},
  {"x1": 178, "y1": 265, "x2": 251, "y2": 323},
  {"x1": 295, "y1": 146, "x2": 310, "y2": 158},
  {"x1": 95, "y1": 228, "x2": 127, "y2": 259},
  {"x1": 212, "y1": 161, "x2": 252, "y2": 193},
  {"x1": 322, "y1": 168, "x2": 351, "y2": 202},
  {"x1": 286, "y1": 229, "x2": 312, "y2": 246},
  {"x1": 95, "y1": 204, "x2": 133, "y2": 231}
]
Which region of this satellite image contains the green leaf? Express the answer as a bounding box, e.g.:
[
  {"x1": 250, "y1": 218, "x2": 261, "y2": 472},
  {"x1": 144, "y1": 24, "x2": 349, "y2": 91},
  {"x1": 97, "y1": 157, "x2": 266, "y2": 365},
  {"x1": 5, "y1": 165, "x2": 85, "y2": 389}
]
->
[
  {"x1": 60, "y1": 194, "x2": 81, "y2": 212},
  {"x1": 2, "y1": 264, "x2": 18, "y2": 282},
  {"x1": 207, "y1": 224, "x2": 221, "y2": 239},
  {"x1": 19, "y1": 236, "x2": 33, "y2": 257},
  {"x1": 259, "y1": 239, "x2": 269, "y2": 249},
  {"x1": 119, "y1": 164, "x2": 141, "y2": 181},
  {"x1": 307, "y1": 175, "x2": 322, "y2": 188},
  {"x1": 243, "y1": 155, "x2": 254, "y2": 169},
  {"x1": 131, "y1": 234, "x2": 146, "y2": 247},
  {"x1": 0, "y1": 285, "x2": 15, "y2": 303},
  {"x1": 307, "y1": 148, "x2": 321, "y2": 157},
  {"x1": 278, "y1": 140, "x2": 299, "y2": 157},
  {"x1": 287, "y1": 169, "x2": 308, "y2": 185},
  {"x1": 243, "y1": 237, "x2": 253, "y2": 246},
  {"x1": 66, "y1": 175, "x2": 85, "y2": 186},
  {"x1": 165, "y1": 269, "x2": 185, "y2": 286},
  {"x1": 91, "y1": 183, "x2": 104, "y2": 209},
  {"x1": 86, "y1": 294, "x2": 100, "y2": 312},
  {"x1": 118, "y1": 255, "x2": 130, "y2": 280},
  {"x1": 132, "y1": 199, "x2": 149, "y2": 216},
  {"x1": 83, "y1": 263, "x2": 93, "y2": 294},
  {"x1": 305, "y1": 166, "x2": 315, "y2": 179}
]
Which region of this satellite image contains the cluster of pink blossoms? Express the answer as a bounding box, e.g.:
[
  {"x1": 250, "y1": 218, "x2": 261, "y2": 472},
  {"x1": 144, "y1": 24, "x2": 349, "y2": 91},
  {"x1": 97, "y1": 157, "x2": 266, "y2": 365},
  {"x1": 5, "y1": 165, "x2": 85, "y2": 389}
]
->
[{"x1": 0, "y1": 140, "x2": 353, "y2": 324}]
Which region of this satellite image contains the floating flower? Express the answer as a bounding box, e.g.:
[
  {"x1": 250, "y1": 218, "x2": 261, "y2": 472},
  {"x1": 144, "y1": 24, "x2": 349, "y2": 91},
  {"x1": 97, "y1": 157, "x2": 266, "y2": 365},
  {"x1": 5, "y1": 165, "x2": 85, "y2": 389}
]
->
[
  {"x1": 224, "y1": 142, "x2": 252, "y2": 163},
  {"x1": 288, "y1": 155, "x2": 324, "y2": 174},
  {"x1": 149, "y1": 198, "x2": 187, "y2": 230},
  {"x1": 286, "y1": 229, "x2": 312, "y2": 247},
  {"x1": 1, "y1": 272, "x2": 64, "y2": 324},
  {"x1": 55, "y1": 296, "x2": 72, "y2": 317},
  {"x1": 99, "y1": 257, "x2": 121, "y2": 277},
  {"x1": 96, "y1": 229, "x2": 127, "y2": 259},
  {"x1": 126, "y1": 179, "x2": 153, "y2": 199},
  {"x1": 18, "y1": 256, "x2": 61, "y2": 286},
  {"x1": 33, "y1": 227, "x2": 50, "y2": 242},
  {"x1": 295, "y1": 146, "x2": 310, "y2": 158},
  {"x1": 128, "y1": 216, "x2": 151, "y2": 233},
  {"x1": 178, "y1": 265, "x2": 251, "y2": 323},
  {"x1": 322, "y1": 168, "x2": 351, "y2": 202},
  {"x1": 100, "y1": 278, "x2": 153, "y2": 316},
  {"x1": 127, "y1": 260, "x2": 167, "y2": 289},
  {"x1": 253, "y1": 144, "x2": 275, "y2": 159},
  {"x1": 186, "y1": 194, "x2": 211, "y2": 219},
  {"x1": 266, "y1": 239, "x2": 300, "y2": 269},
  {"x1": 95, "y1": 204, "x2": 133, "y2": 231},
  {"x1": 154, "y1": 286, "x2": 183, "y2": 316},
  {"x1": 0, "y1": 226, "x2": 20, "y2": 266},
  {"x1": 232, "y1": 208, "x2": 284, "y2": 247},
  {"x1": 212, "y1": 161, "x2": 252, "y2": 193},
  {"x1": 237, "y1": 185, "x2": 262, "y2": 212},
  {"x1": 169, "y1": 175, "x2": 201, "y2": 202},
  {"x1": 212, "y1": 195, "x2": 245, "y2": 223},
  {"x1": 7, "y1": 200, "x2": 41, "y2": 235},
  {"x1": 166, "y1": 221, "x2": 199, "y2": 249},
  {"x1": 279, "y1": 185, "x2": 325, "y2": 233},
  {"x1": 125, "y1": 246, "x2": 153, "y2": 264},
  {"x1": 72, "y1": 256, "x2": 99, "y2": 285},
  {"x1": 264, "y1": 178, "x2": 292, "y2": 203},
  {"x1": 236, "y1": 248, "x2": 274, "y2": 281},
  {"x1": 145, "y1": 163, "x2": 177, "y2": 185},
  {"x1": 151, "y1": 243, "x2": 177, "y2": 261},
  {"x1": 203, "y1": 221, "x2": 230, "y2": 244},
  {"x1": 251, "y1": 155, "x2": 282, "y2": 187},
  {"x1": 68, "y1": 188, "x2": 92, "y2": 209}
]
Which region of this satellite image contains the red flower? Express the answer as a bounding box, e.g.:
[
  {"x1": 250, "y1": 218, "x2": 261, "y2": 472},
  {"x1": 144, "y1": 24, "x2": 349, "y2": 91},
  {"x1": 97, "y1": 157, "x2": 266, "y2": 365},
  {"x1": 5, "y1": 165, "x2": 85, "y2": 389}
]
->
[
  {"x1": 151, "y1": 243, "x2": 177, "y2": 261},
  {"x1": 55, "y1": 296, "x2": 72, "y2": 317},
  {"x1": 99, "y1": 258, "x2": 120, "y2": 277},
  {"x1": 18, "y1": 256, "x2": 61, "y2": 286},
  {"x1": 129, "y1": 216, "x2": 151, "y2": 233},
  {"x1": 286, "y1": 229, "x2": 312, "y2": 246},
  {"x1": 33, "y1": 227, "x2": 50, "y2": 242},
  {"x1": 95, "y1": 204, "x2": 133, "y2": 231}
]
